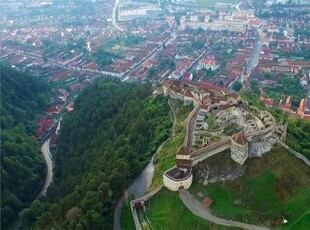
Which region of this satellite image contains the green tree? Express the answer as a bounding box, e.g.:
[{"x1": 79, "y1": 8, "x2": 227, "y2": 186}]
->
[{"x1": 232, "y1": 81, "x2": 242, "y2": 92}]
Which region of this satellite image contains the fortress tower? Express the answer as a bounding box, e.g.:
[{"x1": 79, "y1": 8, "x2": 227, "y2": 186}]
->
[{"x1": 230, "y1": 132, "x2": 248, "y2": 165}]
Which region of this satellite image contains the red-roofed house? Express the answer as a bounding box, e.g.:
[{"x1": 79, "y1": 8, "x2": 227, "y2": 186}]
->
[
  {"x1": 198, "y1": 58, "x2": 219, "y2": 71},
  {"x1": 278, "y1": 96, "x2": 293, "y2": 112},
  {"x1": 260, "y1": 96, "x2": 274, "y2": 108},
  {"x1": 202, "y1": 197, "x2": 213, "y2": 207},
  {"x1": 45, "y1": 106, "x2": 61, "y2": 116},
  {"x1": 36, "y1": 119, "x2": 55, "y2": 140},
  {"x1": 183, "y1": 72, "x2": 193, "y2": 81}
]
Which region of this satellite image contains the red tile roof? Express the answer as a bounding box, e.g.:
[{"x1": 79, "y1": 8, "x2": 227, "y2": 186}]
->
[
  {"x1": 230, "y1": 92, "x2": 240, "y2": 100},
  {"x1": 182, "y1": 80, "x2": 226, "y2": 93},
  {"x1": 231, "y1": 132, "x2": 247, "y2": 145},
  {"x1": 184, "y1": 89, "x2": 194, "y2": 98},
  {"x1": 202, "y1": 197, "x2": 213, "y2": 207}
]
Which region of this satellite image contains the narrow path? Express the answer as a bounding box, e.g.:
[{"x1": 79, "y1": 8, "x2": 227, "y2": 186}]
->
[
  {"x1": 39, "y1": 139, "x2": 53, "y2": 196},
  {"x1": 168, "y1": 99, "x2": 177, "y2": 137},
  {"x1": 286, "y1": 210, "x2": 310, "y2": 229},
  {"x1": 179, "y1": 189, "x2": 270, "y2": 230}
]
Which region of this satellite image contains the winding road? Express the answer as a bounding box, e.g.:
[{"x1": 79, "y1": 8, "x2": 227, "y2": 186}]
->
[
  {"x1": 39, "y1": 139, "x2": 53, "y2": 196},
  {"x1": 113, "y1": 99, "x2": 177, "y2": 230},
  {"x1": 179, "y1": 190, "x2": 270, "y2": 230}
]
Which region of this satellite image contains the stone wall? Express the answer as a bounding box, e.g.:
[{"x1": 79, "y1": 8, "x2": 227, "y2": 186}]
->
[
  {"x1": 245, "y1": 122, "x2": 275, "y2": 141},
  {"x1": 230, "y1": 141, "x2": 248, "y2": 165},
  {"x1": 163, "y1": 168, "x2": 193, "y2": 191},
  {"x1": 130, "y1": 185, "x2": 164, "y2": 230},
  {"x1": 184, "y1": 104, "x2": 201, "y2": 151},
  {"x1": 191, "y1": 138, "x2": 231, "y2": 166}
]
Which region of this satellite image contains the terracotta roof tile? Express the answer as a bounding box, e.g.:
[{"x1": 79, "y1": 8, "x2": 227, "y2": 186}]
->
[{"x1": 231, "y1": 132, "x2": 247, "y2": 145}]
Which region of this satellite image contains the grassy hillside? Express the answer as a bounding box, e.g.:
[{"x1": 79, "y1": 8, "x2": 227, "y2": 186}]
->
[
  {"x1": 286, "y1": 118, "x2": 310, "y2": 160},
  {"x1": 190, "y1": 145, "x2": 310, "y2": 229},
  {"x1": 145, "y1": 188, "x2": 233, "y2": 230},
  {"x1": 148, "y1": 99, "x2": 193, "y2": 191}
]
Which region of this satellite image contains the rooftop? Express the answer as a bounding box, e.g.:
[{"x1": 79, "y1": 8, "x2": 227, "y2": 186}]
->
[{"x1": 231, "y1": 132, "x2": 247, "y2": 145}]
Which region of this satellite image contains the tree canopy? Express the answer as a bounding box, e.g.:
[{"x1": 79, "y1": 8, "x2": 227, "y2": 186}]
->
[
  {"x1": 1, "y1": 65, "x2": 50, "y2": 229},
  {"x1": 22, "y1": 79, "x2": 172, "y2": 229}
]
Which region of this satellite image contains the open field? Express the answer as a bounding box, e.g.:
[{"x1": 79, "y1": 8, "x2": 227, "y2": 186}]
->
[
  {"x1": 148, "y1": 99, "x2": 193, "y2": 191},
  {"x1": 190, "y1": 145, "x2": 310, "y2": 229},
  {"x1": 145, "y1": 188, "x2": 235, "y2": 230},
  {"x1": 196, "y1": 0, "x2": 240, "y2": 8}
]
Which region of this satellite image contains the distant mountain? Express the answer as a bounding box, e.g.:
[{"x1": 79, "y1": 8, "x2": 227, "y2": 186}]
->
[{"x1": 1, "y1": 66, "x2": 50, "y2": 229}]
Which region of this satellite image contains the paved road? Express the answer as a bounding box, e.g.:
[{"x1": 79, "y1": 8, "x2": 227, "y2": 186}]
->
[
  {"x1": 39, "y1": 139, "x2": 53, "y2": 196},
  {"x1": 113, "y1": 100, "x2": 177, "y2": 229},
  {"x1": 112, "y1": 0, "x2": 123, "y2": 31},
  {"x1": 246, "y1": 26, "x2": 264, "y2": 75},
  {"x1": 121, "y1": 33, "x2": 177, "y2": 82},
  {"x1": 179, "y1": 189, "x2": 270, "y2": 230}
]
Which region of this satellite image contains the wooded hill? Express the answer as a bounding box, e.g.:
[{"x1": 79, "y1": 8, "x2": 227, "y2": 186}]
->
[
  {"x1": 22, "y1": 79, "x2": 172, "y2": 229},
  {"x1": 1, "y1": 66, "x2": 50, "y2": 229}
]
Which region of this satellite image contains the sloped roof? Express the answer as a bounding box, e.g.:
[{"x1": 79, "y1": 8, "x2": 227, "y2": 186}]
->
[
  {"x1": 230, "y1": 92, "x2": 240, "y2": 100},
  {"x1": 184, "y1": 89, "x2": 194, "y2": 98},
  {"x1": 163, "y1": 79, "x2": 171, "y2": 88},
  {"x1": 231, "y1": 132, "x2": 247, "y2": 145},
  {"x1": 176, "y1": 159, "x2": 192, "y2": 168},
  {"x1": 177, "y1": 146, "x2": 189, "y2": 155},
  {"x1": 202, "y1": 197, "x2": 213, "y2": 207}
]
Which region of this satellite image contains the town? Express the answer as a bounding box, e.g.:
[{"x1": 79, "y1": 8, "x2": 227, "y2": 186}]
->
[
  {"x1": 1, "y1": 0, "x2": 310, "y2": 229},
  {"x1": 1, "y1": 0, "x2": 309, "y2": 142}
]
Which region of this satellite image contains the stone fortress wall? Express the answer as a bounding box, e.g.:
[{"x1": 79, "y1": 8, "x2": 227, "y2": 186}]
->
[
  {"x1": 162, "y1": 80, "x2": 278, "y2": 191},
  {"x1": 184, "y1": 104, "x2": 201, "y2": 151}
]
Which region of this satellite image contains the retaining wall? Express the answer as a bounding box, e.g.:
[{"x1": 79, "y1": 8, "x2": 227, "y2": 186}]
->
[
  {"x1": 191, "y1": 138, "x2": 231, "y2": 166},
  {"x1": 246, "y1": 123, "x2": 275, "y2": 141},
  {"x1": 184, "y1": 104, "x2": 201, "y2": 151},
  {"x1": 130, "y1": 185, "x2": 164, "y2": 230}
]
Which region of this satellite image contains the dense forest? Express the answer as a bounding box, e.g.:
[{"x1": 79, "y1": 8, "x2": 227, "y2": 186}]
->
[
  {"x1": 1, "y1": 65, "x2": 50, "y2": 229},
  {"x1": 21, "y1": 79, "x2": 172, "y2": 229}
]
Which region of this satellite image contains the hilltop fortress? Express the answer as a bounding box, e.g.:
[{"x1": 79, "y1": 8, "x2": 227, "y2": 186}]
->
[{"x1": 162, "y1": 80, "x2": 280, "y2": 191}]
